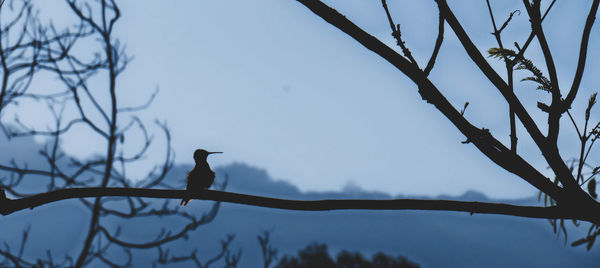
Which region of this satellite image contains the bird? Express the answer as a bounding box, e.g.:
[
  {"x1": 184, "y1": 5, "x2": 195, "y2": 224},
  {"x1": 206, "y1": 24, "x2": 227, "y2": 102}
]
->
[{"x1": 180, "y1": 149, "x2": 222, "y2": 206}]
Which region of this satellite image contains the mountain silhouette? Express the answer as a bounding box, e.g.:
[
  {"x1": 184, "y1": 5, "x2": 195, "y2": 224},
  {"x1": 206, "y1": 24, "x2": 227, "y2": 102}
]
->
[
  {"x1": 1, "y1": 135, "x2": 599, "y2": 267},
  {"x1": 162, "y1": 162, "x2": 598, "y2": 268}
]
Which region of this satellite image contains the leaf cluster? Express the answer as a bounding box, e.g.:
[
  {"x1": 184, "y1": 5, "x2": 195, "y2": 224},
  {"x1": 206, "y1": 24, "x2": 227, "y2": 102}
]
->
[{"x1": 488, "y1": 47, "x2": 552, "y2": 92}]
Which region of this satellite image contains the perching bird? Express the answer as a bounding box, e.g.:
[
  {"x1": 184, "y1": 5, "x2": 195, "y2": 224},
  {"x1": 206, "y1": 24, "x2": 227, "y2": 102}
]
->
[{"x1": 180, "y1": 149, "x2": 222, "y2": 206}]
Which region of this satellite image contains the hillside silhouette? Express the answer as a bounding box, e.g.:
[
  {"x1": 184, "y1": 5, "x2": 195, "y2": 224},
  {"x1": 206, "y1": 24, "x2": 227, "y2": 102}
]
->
[{"x1": 1, "y1": 136, "x2": 600, "y2": 267}]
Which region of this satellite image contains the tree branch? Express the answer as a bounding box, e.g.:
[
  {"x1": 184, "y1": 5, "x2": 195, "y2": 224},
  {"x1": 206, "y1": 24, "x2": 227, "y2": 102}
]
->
[
  {"x1": 435, "y1": 0, "x2": 545, "y2": 147},
  {"x1": 563, "y1": 0, "x2": 600, "y2": 110},
  {"x1": 485, "y1": 0, "x2": 520, "y2": 153},
  {"x1": 424, "y1": 12, "x2": 444, "y2": 76},
  {"x1": 293, "y1": 0, "x2": 564, "y2": 201},
  {"x1": 522, "y1": 0, "x2": 561, "y2": 144},
  {"x1": 434, "y1": 0, "x2": 584, "y2": 193},
  {"x1": 380, "y1": 0, "x2": 419, "y2": 67},
  {"x1": 0, "y1": 188, "x2": 596, "y2": 223}
]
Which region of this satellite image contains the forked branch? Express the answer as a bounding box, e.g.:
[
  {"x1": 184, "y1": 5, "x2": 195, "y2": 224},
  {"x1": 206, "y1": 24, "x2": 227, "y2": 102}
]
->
[{"x1": 294, "y1": 0, "x2": 563, "y2": 201}]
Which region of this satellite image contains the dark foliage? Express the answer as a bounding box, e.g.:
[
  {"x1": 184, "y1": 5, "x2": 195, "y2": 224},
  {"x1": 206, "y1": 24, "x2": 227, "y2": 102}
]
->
[{"x1": 275, "y1": 243, "x2": 419, "y2": 268}]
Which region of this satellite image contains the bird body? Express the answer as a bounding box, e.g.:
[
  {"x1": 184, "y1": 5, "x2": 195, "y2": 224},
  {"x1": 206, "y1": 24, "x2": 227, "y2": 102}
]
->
[{"x1": 180, "y1": 149, "x2": 221, "y2": 206}]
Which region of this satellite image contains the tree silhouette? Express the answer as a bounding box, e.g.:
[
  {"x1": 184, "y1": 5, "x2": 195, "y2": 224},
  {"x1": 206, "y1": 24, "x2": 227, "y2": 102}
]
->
[
  {"x1": 0, "y1": 0, "x2": 235, "y2": 266},
  {"x1": 1, "y1": 0, "x2": 600, "y2": 265},
  {"x1": 258, "y1": 230, "x2": 278, "y2": 268},
  {"x1": 275, "y1": 242, "x2": 419, "y2": 268}
]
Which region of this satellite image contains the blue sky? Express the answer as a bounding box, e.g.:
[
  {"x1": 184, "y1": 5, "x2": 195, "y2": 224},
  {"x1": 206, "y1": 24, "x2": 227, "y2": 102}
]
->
[{"x1": 11, "y1": 1, "x2": 600, "y2": 198}]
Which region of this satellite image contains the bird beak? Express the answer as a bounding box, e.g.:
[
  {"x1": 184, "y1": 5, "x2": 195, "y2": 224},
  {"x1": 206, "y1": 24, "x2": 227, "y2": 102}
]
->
[{"x1": 208, "y1": 152, "x2": 223, "y2": 155}]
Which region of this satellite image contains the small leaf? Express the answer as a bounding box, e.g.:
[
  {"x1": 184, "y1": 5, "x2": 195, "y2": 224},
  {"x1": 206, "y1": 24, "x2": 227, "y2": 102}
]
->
[
  {"x1": 588, "y1": 178, "x2": 597, "y2": 199},
  {"x1": 586, "y1": 93, "x2": 597, "y2": 121},
  {"x1": 487, "y1": 47, "x2": 517, "y2": 59}
]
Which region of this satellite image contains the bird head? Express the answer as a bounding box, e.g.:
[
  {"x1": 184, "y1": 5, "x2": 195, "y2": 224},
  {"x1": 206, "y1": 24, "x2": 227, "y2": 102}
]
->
[{"x1": 193, "y1": 149, "x2": 222, "y2": 162}]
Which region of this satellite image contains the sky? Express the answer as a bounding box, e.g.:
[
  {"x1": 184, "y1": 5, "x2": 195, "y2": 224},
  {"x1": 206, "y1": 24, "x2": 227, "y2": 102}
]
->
[{"x1": 6, "y1": 0, "x2": 600, "y2": 199}]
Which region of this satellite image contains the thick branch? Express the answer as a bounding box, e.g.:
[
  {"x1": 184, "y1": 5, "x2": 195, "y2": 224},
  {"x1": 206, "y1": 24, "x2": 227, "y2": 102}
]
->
[
  {"x1": 0, "y1": 188, "x2": 594, "y2": 223},
  {"x1": 522, "y1": 0, "x2": 561, "y2": 144},
  {"x1": 294, "y1": 0, "x2": 563, "y2": 201},
  {"x1": 564, "y1": 0, "x2": 600, "y2": 109},
  {"x1": 434, "y1": 0, "x2": 582, "y2": 192},
  {"x1": 522, "y1": 0, "x2": 560, "y2": 96},
  {"x1": 435, "y1": 0, "x2": 546, "y2": 148}
]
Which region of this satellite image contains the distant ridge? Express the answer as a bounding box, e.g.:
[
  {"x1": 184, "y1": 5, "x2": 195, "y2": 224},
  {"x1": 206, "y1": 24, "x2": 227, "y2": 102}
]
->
[{"x1": 1, "y1": 143, "x2": 598, "y2": 267}]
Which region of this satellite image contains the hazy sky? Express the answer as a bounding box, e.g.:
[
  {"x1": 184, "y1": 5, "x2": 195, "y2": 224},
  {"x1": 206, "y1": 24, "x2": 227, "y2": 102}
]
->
[{"x1": 13, "y1": 1, "x2": 600, "y2": 198}]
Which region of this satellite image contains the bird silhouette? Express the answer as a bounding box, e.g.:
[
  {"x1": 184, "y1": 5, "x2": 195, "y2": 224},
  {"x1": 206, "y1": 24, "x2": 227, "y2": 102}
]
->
[{"x1": 180, "y1": 149, "x2": 222, "y2": 206}]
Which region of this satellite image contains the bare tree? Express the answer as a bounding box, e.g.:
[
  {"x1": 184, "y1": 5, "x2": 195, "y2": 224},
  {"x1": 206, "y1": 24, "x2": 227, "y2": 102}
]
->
[
  {"x1": 1, "y1": 1, "x2": 600, "y2": 266},
  {"x1": 0, "y1": 0, "x2": 81, "y2": 114},
  {"x1": 258, "y1": 229, "x2": 278, "y2": 268},
  {"x1": 0, "y1": 0, "x2": 236, "y2": 266}
]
